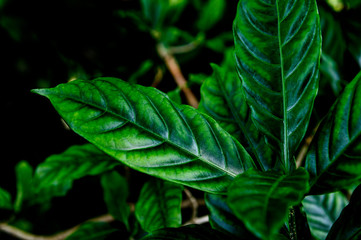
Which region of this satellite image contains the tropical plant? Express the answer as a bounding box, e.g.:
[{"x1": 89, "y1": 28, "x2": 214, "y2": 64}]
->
[{"x1": 1, "y1": 0, "x2": 361, "y2": 239}]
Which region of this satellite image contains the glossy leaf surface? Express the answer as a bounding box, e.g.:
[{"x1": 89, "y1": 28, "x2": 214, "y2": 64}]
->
[
  {"x1": 33, "y1": 77, "x2": 254, "y2": 194},
  {"x1": 141, "y1": 224, "x2": 234, "y2": 240},
  {"x1": 326, "y1": 185, "x2": 361, "y2": 240},
  {"x1": 135, "y1": 178, "x2": 183, "y2": 232},
  {"x1": 303, "y1": 192, "x2": 348, "y2": 240},
  {"x1": 228, "y1": 168, "x2": 310, "y2": 239},
  {"x1": 306, "y1": 72, "x2": 361, "y2": 194},
  {"x1": 101, "y1": 171, "x2": 130, "y2": 230},
  {"x1": 65, "y1": 222, "x2": 119, "y2": 240},
  {"x1": 0, "y1": 187, "x2": 12, "y2": 210},
  {"x1": 234, "y1": 0, "x2": 321, "y2": 171},
  {"x1": 199, "y1": 64, "x2": 273, "y2": 171}
]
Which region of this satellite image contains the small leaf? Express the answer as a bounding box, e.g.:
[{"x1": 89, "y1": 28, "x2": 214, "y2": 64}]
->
[
  {"x1": 141, "y1": 224, "x2": 234, "y2": 240},
  {"x1": 33, "y1": 77, "x2": 255, "y2": 194},
  {"x1": 303, "y1": 192, "x2": 348, "y2": 240},
  {"x1": 306, "y1": 72, "x2": 361, "y2": 194},
  {"x1": 135, "y1": 178, "x2": 183, "y2": 232},
  {"x1": 65, "y1": 222, "x2": 119, "y2": 240},
  {"x1": 227, "y1": 168, "x2": 310, "y2": 239},
  {"x1": 325, "y1": 184, "x2": 361, "y2": 240},
  {"x1": 14, "y1": 161, "x2": 33, "y2": 212},
  {"x1": 196, "y1": 0, "x2": 226, "y2": 32},
  {"x1": 0, "y1": 187, "x2": 12, "y2": 210},
  {"x1": 101, "y1": 171, "x2": 130, "y2": 230}
]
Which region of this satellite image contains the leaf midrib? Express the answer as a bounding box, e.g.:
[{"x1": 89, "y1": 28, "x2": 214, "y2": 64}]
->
[{"x1": 44, "y1": 89, "x2": 238, "y2": 178}]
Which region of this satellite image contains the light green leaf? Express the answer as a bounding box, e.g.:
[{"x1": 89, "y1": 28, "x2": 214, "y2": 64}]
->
[
  {"x1": 101, "y1": 171, "x2": 129, "y2": 230},
  {"x1": 306, "y1": 72, "x2": 361, "y2": 194},
  {"x1": 196, "y1": 0, "x2": 226, "y2": 32},
  {"x1": 227, "y1": 168, "x2": 310, "y2": 239},
  {"x1": 14, "y1": 161, "x2": 33, "y2": 212},
  {"x1": 135, "y1": 178, "x2": 183, "y2": 232},
  {"x1": 65, "y1": 222, "x2": 119, "y2": 240},
  {"x1": 199, "y1": 64, "x2": 274, "y2": 171},
  {"x1": 303, "y1": 192, "x2": 348, "y2": 240},
  {"x1": 32, "y1": 77, "x2": 254, "y2": 194},
  {"x1": 234, "y1": 0, "x2": 321, "y2": 173},
  {"x1": 141, "y1": 224, "x2": 234, "y2": 240},
  {"x1": 325, "y1": 184, "x2": 361, "y2": 240},
  {"x1": 0, "y1": 187, "x2": 12, "y2": 210}
]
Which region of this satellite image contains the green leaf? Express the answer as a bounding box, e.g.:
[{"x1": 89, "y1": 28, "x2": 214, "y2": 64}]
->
[
  {"x1": 65, "y1": 222, "x2": 119, "y2": 240},
  {"x1": 0, "y1": 187, "x2": 12, "y2": 210},
  {"x1": 227, "y1": 168, "x2": 310, "y2": 239},
  {"x1": 303, "y1": 192, "x2": 348, "y2": 240},
  {"x1": 14, "y1": 161, "x2": 33, "y2": 212},
  {"x1": 101, "y1": 171, "x2": 130, "y2": 230},
  {"x1": 34, "y1": 144, "x2": 119, "y2": 196},
  {"x1": 135, "y1": 178, "x2": 183, "y2": 232},
  {"x1": 234, "y1": 0, "x2": 321, "y2": 172},
  {"x1": 196, "y1": 0, "x2": 226, "y2": 32},
  {"x1": 141, "y1": 224, "x2": 234, "y2": 240},
  {"x1": 306, "y1": 72, "x2": 361, "y2": 194},
  {"x1": 325, "y1": 184, "x2": 361, "y2": 240},
  {"x1": 32, "y1": 77, "x2": 254, "y2": 194},
  {"x1": 199, "y1": 64, "x2": 274, "y2": 171},
  {"x1": 205, "y1": 193, "x2": 257, "y2": 239}
]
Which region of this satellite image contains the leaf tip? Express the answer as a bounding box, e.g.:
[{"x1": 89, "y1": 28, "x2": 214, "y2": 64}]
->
[{"x1": 31, "y1": 88, "x2": 52, "y2": 97}]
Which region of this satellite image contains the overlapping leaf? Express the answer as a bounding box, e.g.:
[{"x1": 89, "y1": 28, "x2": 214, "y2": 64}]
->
[
  {"x1": 0, "y1": 187, "x2": 12, "y2": 210},
  {"x1": 227, "y1": 168, "x2": 310, "y2": 239},
  {"x1": 135, "y1": 178, "x2": 183, "y2": 232},
  {"x1": 303, "y1": 192, "x2": 348, "y2": 240},
  {"x1": 234, "y1": 0, "x2": 321, "y2": 172},
  {"x1": 33, "y1": 77, "x2": 254, "y2": 194},
  {"x1": 199, "y1": 64, "x2": 273, "y2": 171},
  {"x1": 306, "y1": 72, "x2": 361, "y2": 194}
]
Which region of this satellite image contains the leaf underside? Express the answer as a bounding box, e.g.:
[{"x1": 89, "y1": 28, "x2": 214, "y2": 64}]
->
[
  {"x1": 33, "y1": 77, "x2": 254, "y2": 194},
  {"x1": 234, "y1": 0, "x2": 321, "y2": 171}
]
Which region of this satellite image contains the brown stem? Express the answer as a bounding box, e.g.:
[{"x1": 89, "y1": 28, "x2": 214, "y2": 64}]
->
[
  {"x1": 183, "y1": 188, "x2": 198, "y2": 224},
  {"x1": 296, "y1": 123, "x2": 320, "y2": 168},
  {"x1": 156, "y1": 43, "x2": 199, "y2": 108}
]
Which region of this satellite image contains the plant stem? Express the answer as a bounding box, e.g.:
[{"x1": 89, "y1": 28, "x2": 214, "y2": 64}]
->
[
  {"x1": 156, "y1": 43, "x2": 199, "y2": 108},
  {"x1": 296, "y1": 123, "x2": 320, "y2": 168},
  {"x1": 289, "y1": 207, "x2": 297, "y2": 240}
]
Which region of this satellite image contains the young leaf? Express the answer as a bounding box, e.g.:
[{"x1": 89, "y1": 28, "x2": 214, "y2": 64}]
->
[
  {"x1": 14, "y1": 161, "x2": 33, "y2": 212},
  {"x1": 227, "y1": 168, "x2": 310, "y2": 239},
  {"x1": 101, "y1": 171, "x2": 130, "y2": 230},
  {"x1": 196, "y1": 0, "x2": 226, "y2": 32},
  {"x1": 234, "y1": 0, "x2": 321, "y2": 172},
  {"x1": 141, "y1": 224, "x2": 234, "y2": 240},
  {"x1": 303, "y1": 192, "x2": 348, "y2": 240},
  {"x1": 65, "y1": 222, "x2": 119, "y2": 240},
  {"x1": 34, "y1": 144, "x2": 120, "y2": 194},
  {"x1": 306, "y1": 72, "x2": 361, "y2": 194},
  {"x1": 0, "y1": 187, "x2": 12, "y2": 210},
  {"x1": 205, "y1": 193, "x2": 257, "y2": 239},
  {"x1": 199, "y1": 64, "x2": 274, "y2": 171},
  {"x1": 135, "y1": 178, "x2": 183, "y2": 232},
  {"x1": 325, "y1": 184, "x2": 361, "y2": 240},
  {"x1": 32, "y1": 77, "x2": 255, "y2": 194}
]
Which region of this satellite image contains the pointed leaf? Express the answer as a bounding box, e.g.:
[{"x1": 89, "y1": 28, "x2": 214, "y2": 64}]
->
[
  {"x1": 0, "y1": 187, "x2": 12, "y2": 210},
  {"x1": 101, "y1": 171, "x2": 130, "y2": 230},
  {"x1": 199, "y1": 64, "x2": 274, "y2": 171},
  {"x1": 227, "y1": 168, "x2": 310, "y2": 239},
  {"x1": 234, "y1": 0, "x2": 321, "y2": 172},
  {"x1": 65, "y1": 222, "x2": 119, "y2": 240},
  {"x1": 33, "y1": 77, "x2": 254, "y2": 194},
  {"x1": 303, "y1": 192, "x2": 348, "y2": 240},
  {"x1": 326, "y1": 184, "x2": 361, "y2": 240},
  {"x1": 306, "y1": 72, "x2": 361, "y2": 194},
  {"x1": 14, "y1": 161, "x2": 33, "y2": 212},
  {"x1": 141, "y1": 224, "x2": 234, "y2": 240},
  {"x1": 135, "y1": 178, "x2": 183, "y2": 232}
]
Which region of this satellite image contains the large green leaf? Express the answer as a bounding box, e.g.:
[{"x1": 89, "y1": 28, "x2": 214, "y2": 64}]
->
[
  {"x1": 33, "y1": 77, "x2": 254, "y2": 194},
  {"x1": 101, "y1": 171, "x2": 130, "y2": 230},
  {"x1": 0, "y1": 187, "x2": 12, "y2": 210},
  {"x1": 135, "y1": 178, "x2": 183, "y2": 232},
  {"x1": 227, "y1": 168, "x2": 310, "y2": 239},
  {"x1": 306, "y1": 72, "x2": 361, "y2": 194},
  {"x1": 325, "y1": 184, "x2": 361, "y2": 240},
  {"x1": 302, "y1": 192, "x2": 348, "y2": 240},
  {"x1": 141, "y1": 224, "x2": 235, "y2": 240},
  {"x1": 199, "y1": 64, "x2": 274, "y2": 171},
  {"x1": 234, "y1": 0, "x2": 321, "y2": 172}
]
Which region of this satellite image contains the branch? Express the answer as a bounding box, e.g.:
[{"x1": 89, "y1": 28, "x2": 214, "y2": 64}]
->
[
  {"x1": 296, "y1": 123, "x2": 320, "y2": 168},
  {"x1": 156, "y1": 43, "x2": 199, "y2": 108}
]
